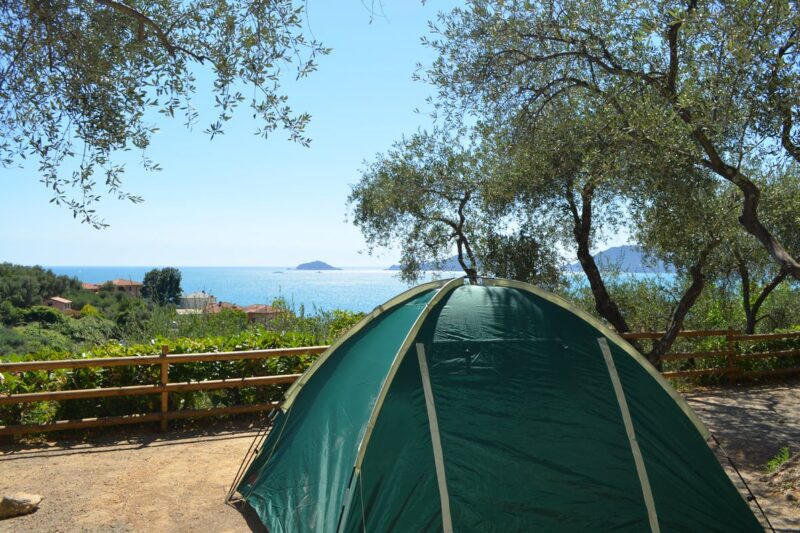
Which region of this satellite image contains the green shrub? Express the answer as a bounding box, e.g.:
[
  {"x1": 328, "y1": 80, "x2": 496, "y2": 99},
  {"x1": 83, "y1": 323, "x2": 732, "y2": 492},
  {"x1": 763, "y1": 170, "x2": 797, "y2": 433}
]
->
[
  {"x1": 79, "y1": 304, "x2": 101, "y2": 318},
  {"x1": 8, "y1": 325, "x2": 75, "y2": 353},
  {"x1": 21, "y1": 306, "x2": 66, "y2": 325},
  {"x1": 0, "y1": 301, "x2": 22, "y2": 326},
  {"x1": 0, "y1": 328, "x2": 29, "y2": 355},
  {"x1": 62, "y1": 315, "x2": 117, "y2": 345},
  {"x1": 767, "y1": 447, "x2": 791, "y2": 472}
]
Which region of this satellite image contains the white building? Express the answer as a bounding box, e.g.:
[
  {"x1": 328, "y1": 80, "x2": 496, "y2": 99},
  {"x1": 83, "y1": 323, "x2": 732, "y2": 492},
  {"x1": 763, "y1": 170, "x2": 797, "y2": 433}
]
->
[{"x1": 180, "y1": 291, "x2": 216, "y2": 310}]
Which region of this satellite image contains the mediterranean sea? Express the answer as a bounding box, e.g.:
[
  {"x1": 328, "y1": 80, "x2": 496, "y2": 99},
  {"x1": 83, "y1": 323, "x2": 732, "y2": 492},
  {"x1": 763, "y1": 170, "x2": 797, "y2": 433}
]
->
[
  {"x1": 48, "y1": 266, "x2": 460, "y2": 313},
  {"x1": 47, "y1": 266, "x2": 673, "y2": 314}
]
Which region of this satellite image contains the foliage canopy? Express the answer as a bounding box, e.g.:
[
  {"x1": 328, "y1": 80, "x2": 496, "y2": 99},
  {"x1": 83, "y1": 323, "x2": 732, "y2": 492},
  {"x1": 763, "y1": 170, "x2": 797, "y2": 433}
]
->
[
  {"x1": 424, "y1": 0, "x2": 800, "y2": 276},
  {"x1": 0, "y1": 262, "x2": 81, "y2": 307},
  {"x1": 141, "y1": 267, "x2": 182, "y2": 306}
]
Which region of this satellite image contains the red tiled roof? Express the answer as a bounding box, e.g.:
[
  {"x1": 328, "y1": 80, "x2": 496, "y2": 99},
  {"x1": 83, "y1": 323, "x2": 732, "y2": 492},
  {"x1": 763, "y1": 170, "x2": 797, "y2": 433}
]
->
[
  {"x1": 110, "y1": 279, "x2": 142, "y2": 287},
  {"x1": 205, "y1": 302, "x2": 243, "y2": 314},
  {"x1": 81, "y1": 282, "x2": 99, "y2": 290},
  {"x1": 243, "y1": 304, "x2": 281, "y2": 315}
]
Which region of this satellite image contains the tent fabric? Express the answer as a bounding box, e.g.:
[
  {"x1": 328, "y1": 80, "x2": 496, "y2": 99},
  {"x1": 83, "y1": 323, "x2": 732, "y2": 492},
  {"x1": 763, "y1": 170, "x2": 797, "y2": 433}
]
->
[
  {"x1": 235, "y1": 278, "x2": 763, "y2": 532},
  {"x1": 237, "y1": 286, "x2": 439, "y2": 532}
]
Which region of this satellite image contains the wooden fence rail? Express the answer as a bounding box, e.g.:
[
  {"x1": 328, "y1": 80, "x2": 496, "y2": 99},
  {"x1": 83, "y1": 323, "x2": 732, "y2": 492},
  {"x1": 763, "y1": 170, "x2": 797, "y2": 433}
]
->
[
  {"x1": 1, "y1": 330, "x2": 799, "y2": 437},
  {"x1": 619, "y1": 329, "x2": 800, "y2": 380},
  {"x1": 0, "y1": 345, "x2": 327, "y2": 437}
]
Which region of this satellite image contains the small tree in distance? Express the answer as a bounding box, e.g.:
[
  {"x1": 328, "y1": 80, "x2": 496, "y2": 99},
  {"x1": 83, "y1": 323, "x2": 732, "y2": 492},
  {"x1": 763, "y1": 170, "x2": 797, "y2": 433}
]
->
[{"x1": 142, "y1": 268, "x2": 182, "y2": 306}]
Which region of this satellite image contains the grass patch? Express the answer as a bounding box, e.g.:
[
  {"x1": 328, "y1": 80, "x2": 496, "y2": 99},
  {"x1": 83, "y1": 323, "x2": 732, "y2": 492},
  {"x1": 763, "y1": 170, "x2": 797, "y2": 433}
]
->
[{"x1": 766, "y1": 446, "x2": 791, "y2": 472}]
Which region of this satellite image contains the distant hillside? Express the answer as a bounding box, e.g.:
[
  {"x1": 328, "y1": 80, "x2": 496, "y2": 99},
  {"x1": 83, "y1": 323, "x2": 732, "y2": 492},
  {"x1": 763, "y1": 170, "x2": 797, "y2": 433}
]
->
[
  {"x1": 296, "y1": 260, "x2": 341, "y2": 271},
  {"x1": 565, "y1": 245, "x2": 673, "y2": 273},
  {"x1": 388, "y1": 256, "x2": 465, "y2": 271}
]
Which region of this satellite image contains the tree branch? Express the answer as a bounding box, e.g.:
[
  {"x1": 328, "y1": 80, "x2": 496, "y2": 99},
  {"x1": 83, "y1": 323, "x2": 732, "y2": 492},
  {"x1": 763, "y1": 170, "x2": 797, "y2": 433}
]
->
[
  {"x1": 780, "y1": 106, "x2": 800, "y2": 163},
  {"x1": 456, "y1": 191, "x2": 478, "y2": 280},
  {"x1": 93, "y1": 0, "x2": 209, "y2": 63},
  {"x1": 565, "y1": 180, "x2": 636, "y2": 341},
  {"x1": 648, "y1": 238, "x2": 719, "y2": 363},
  {"x1": 665, "y1": 0, "x2": 698, "y2": 94},
  {"x1": 733, "y1": 249, "x2": 752, "y2": 322},
  {"x1": 748, "y1": 267, "x2": 788, "y2": 333}
]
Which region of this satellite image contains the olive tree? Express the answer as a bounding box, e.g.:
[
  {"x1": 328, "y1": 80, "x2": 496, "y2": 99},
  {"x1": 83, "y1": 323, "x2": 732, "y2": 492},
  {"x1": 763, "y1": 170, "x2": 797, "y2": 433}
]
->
[
  {"x1": 349, "y1": 130, "x2": 482, "y2": 282},
  {"x1": 630, "y1": 169, "x2": 727, "y2": 355},
  {"x1": 349, "y1": 128, "x2": 564, "y2": 286},
  {"x1": 484, "y1": 102, "x2": 728, "y2": 363},
  {"x1": 424, "y1": 0, "x2": 800, "y2": 276},
  {"x1": 0, "y1": 0, "x2": 328, "y2": 227},
  {"x1": 721, "y1": 165, "x2": 800, "y2": 333}
]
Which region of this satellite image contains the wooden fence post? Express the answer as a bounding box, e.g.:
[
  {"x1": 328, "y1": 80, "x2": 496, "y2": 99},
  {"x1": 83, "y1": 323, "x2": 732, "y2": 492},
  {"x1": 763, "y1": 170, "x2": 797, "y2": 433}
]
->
[
  {"x1": 726, "y1": 329, "x2": 738, "y2": 379},
  {"x1": 160, "y1": 345, "x2": 169, "y2": 432}
]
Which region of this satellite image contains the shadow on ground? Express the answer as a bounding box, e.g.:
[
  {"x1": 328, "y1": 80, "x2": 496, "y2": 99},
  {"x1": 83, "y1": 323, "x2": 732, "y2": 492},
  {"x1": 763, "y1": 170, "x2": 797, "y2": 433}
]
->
[
  {"x1": 685, "y1": 380, "x2": 800, "y2": 470},
  {"x1": 1, "y1": 384, "x2": 798, "y2": 531}
]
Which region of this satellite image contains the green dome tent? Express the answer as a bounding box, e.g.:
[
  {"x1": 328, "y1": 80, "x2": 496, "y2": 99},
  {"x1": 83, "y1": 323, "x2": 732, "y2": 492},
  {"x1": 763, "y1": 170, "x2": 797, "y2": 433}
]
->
[{"x1": 230, "y1": 278, "x2": 763, "y2": 532}]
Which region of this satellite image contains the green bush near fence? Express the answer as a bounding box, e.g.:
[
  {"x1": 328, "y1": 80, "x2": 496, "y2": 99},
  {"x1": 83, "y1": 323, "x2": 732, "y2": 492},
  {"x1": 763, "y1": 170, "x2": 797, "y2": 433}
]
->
[
  {"x1": 0, "y1": 318, "x2": 362, "y2": 429},
  {"x1": 654, "y1": 326, "x2": 800, "y2": 387}
]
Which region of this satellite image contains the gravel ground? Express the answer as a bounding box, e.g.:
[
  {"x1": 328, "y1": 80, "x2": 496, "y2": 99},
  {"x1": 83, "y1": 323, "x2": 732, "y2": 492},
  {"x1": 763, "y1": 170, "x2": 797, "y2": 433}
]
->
[
  {"x1": 1, "y1": 384, "x2": 798, "y2": 532},
  {"x1": 0, "y1": 422, "x2": 268, "y2": 533},
  {"x1": 685, "y1": 382, "x2": 800, "y2": 532}
]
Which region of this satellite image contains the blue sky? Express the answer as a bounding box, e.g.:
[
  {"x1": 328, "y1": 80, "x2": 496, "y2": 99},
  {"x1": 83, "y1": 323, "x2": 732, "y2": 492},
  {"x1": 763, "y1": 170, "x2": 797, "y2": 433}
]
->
[
  {"x1": 2, "y1": 1, "x2": 627, "y2": 268},
  {"x1": 1, "y1": 1, "x2": 465, "y2": 267}
]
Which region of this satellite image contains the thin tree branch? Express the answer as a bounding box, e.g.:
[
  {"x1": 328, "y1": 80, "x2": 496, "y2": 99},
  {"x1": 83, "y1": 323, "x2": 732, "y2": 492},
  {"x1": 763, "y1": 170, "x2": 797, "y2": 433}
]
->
[
  {"x1": 665, "y1": 0, "x2": 698, "y2": 94},
  {"x1": 749, "y1": 267, "x2": 788, "y2": 332},
  {"x1": 93, "y1": 0, "x2": 209, "y2": 63}
]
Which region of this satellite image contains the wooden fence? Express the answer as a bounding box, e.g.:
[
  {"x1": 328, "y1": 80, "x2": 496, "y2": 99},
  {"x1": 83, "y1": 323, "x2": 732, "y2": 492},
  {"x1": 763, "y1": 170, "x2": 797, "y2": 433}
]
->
[
  {"x1": 0, "y1": 345, "x2": 327, "y2": 437},
  {"x1": 1, "y1": 329, "x2": 799, "y2": 437},
  {"x1": 620, "y1": 329, "x2": 800, "y2": 379}
]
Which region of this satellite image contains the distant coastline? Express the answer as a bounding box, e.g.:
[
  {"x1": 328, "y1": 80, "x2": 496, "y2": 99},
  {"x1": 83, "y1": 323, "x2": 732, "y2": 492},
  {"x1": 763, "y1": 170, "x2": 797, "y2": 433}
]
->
[
  {"x1": 45, "y1": 247, "x2": 675, "y2": 313},
  {"x1": 45, "y1": 266, "x2": 451, "y2": 313}
]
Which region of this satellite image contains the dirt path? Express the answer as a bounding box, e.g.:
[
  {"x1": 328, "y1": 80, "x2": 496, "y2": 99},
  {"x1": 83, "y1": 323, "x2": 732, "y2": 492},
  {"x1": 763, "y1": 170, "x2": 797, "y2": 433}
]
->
[
  {"x1": 0, "y1": 423, "x2": 266, "y2": 533},
  {"x1": 685, "y1": 383, "x2": 800, "y2": 532},
  {"x1": 1, "y1": 385, "x2": 798, "y2": 532}
]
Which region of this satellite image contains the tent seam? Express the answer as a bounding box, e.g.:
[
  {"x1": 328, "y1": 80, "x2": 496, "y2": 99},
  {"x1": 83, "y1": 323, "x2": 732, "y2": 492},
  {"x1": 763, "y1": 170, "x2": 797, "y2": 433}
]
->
[
  {"x1": 485, "y1": 278, "x2": 711, "y2": 439},
  {"x1": 598, "y1": 337, "x2": 660, "y2": 533},
  {"x1": 281, "y1": 279, "x2": 448, "y2": 411}
]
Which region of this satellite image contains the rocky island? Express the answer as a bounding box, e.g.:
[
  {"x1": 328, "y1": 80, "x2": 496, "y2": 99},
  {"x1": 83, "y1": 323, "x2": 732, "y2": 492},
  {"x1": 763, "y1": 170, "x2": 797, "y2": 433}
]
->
[{"x1": 295, "y1": 260, "x2": 341, "y2": 271}]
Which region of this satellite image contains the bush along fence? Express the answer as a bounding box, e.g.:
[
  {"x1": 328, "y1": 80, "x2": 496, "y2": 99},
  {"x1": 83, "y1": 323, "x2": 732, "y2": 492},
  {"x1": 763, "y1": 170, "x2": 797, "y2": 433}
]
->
[
  {"x1": 0, "y1": 345, "x2": 326, "y2": 437},
  {"x1": 1, "y1": 329, "x2": 799, "y2": 437}
]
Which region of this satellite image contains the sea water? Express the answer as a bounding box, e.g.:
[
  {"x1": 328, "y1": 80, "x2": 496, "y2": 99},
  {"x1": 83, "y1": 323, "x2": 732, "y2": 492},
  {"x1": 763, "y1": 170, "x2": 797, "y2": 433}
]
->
[
  {"x1": 48, "y1": 266, "x2": 460, "y2": 313},
  {"x1": 48, "y1": 266, "x2": 673, "y2": 314}
]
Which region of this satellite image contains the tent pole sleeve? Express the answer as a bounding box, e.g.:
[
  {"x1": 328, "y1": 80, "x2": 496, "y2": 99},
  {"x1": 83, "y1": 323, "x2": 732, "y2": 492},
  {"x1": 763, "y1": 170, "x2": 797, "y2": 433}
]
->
[
  {"x1": 335, "y1": 468, "x2": 360, "y2": 533},
  {"x1": 484, "y1": 278, "x2": 710, "y2": 439},
  {"x1": 281, "y1": 279, "x2": 448, "y2": 411},
  {"x1": 598, "y1": 337, "x2": 660, "y2": 533},
  {"x1": 353, "y1": 277, "x2": 465, "y2": 472},
  {"x1": 416, "y1": 343, "x2": 454, "y2": 533}
]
